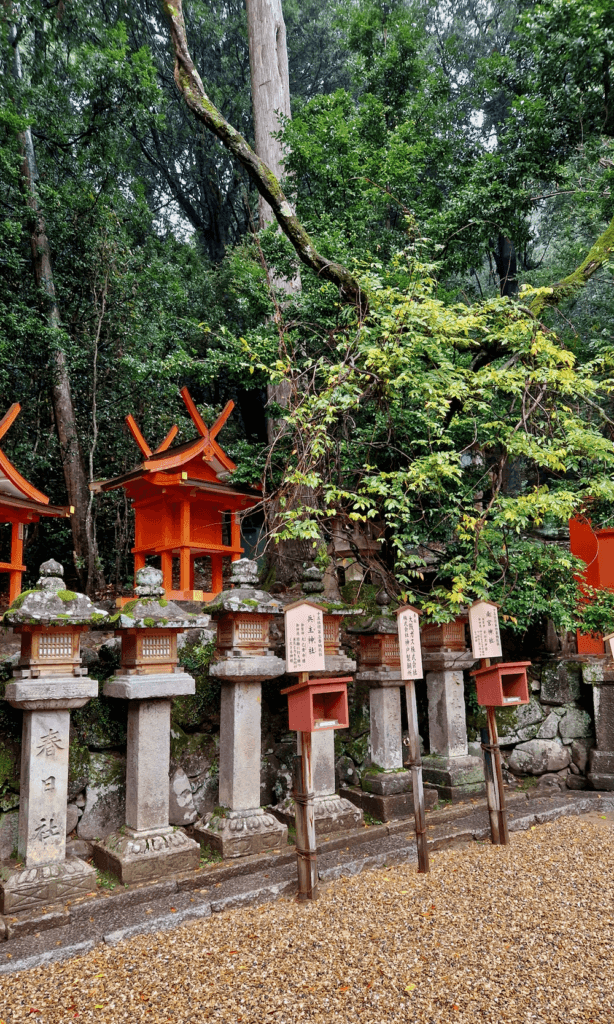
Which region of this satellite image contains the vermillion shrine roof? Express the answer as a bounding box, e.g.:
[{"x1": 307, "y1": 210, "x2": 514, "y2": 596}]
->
[
  {"x1": 0, "y1": 403, "x2": 70, "y2": 516},
  {"x1": 93, "y1": 387, "x2": 260, "y2": 499}
]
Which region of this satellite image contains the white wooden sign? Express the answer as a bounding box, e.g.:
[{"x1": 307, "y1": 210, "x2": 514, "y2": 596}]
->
[
  {"x1": 604, "y1": 632, "x2": 614, "y2": 658},
  {"x1": 284, "y1": 601, "x2": 325, "y2": 673},
  {"x1": 468, "y1": 601, "x2": 502, "y2": 659},
  {"x1": 396, "y1": 605, "x2": 423, "y2": 680}
]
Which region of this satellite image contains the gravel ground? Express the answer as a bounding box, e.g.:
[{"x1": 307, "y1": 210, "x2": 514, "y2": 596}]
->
[{"x1": 1, "y1": 814, "x2": 612, "y2": 1024}]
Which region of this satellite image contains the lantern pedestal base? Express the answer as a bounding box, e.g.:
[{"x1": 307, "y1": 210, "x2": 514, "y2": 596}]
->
[
  {"x1": 194, "y1": 808, "x2": 288, "y2": 859},
  {"x1": 93, "y1": 826, "x2": 200, "y2": 885},
  {"x1": 209, "y1": 655, "x2": 286, "y2": 683},
  {"x1": 361, "y1": 767, "x2": 413, "y2": 796},
  {"x1": 421, "y1": 754, "x2": 485, "y2": 802},
  {"x1": 272, "y1": 793, "x2": 363, "y2": 835},
  {"x1": 309, "y1": 654, "x2": 357, "y2": 678},
  {"x1": 342, "y1": 783, "x2": 439, "y2": 822},
  {"x1": 0, "y1": 856, "x2": 96, "y2": 915}
]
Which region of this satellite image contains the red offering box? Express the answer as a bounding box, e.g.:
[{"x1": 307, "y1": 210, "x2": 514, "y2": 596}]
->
[
  {"x1": 281, "y1": 676, "x2": 351, "y2": 732},
  {"x1": 471, "y1": 661, "x2": 531, "y2": 707}
]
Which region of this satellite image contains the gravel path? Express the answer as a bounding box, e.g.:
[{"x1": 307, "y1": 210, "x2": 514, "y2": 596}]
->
[{"x1": 1, "y1": 814, "x2": 612, "y2": 1023}]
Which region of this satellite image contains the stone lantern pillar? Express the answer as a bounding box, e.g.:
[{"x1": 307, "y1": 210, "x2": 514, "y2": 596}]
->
[
  {"x1": 193, "y1": 559, "x2": 288, "y2": 858},
  {"x1": 585, "y1": 660, "x2": 614, "y2": 789},
  {"x1": 274, "y1": 566, "x2": 364, "y2": 834},
  {"x1": 347, "y1": 606, "x2": 438, "y2": 820},
  {"x1": 420, "y1": 617, "x2": 485, "y2": 801},
  {"x1": 93, "y1": 567, "x2": 201, "y2": 883},
  {"x1": 0, "y1": 559, "x2": 104, "y2": 914}
]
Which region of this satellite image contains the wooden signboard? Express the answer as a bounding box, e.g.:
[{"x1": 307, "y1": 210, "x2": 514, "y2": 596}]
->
[
  {"x1": 605, "y1": 632, "x2": 614, "y2": 659},
  {"x1": 468, "y1": 600, "x2": 502, "y2": 660},
  {"x1": 396, "y1": 605, "x2": 423, "y2": 680},
  {"x1": 284, "y1": 600, "x2": 326, "y2": 673}
]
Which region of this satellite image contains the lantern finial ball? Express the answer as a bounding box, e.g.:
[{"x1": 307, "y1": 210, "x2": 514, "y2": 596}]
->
[
  {"x1": 135, "y1": 566, "x2": 165, "y2": 598},
  {"x1": 39, "y1": 558, "x2": 63, "y2": 577}
]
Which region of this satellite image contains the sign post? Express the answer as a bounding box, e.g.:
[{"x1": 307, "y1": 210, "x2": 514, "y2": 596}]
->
[
  {"x1": 396, "y1": 605, "x2": 429, "y2": 873},
  {"x1": 283, "y1": 600, "x2": 326, "y2": 901},
  {"x1": 468, "y1": 600, "x2": 509, "y2": 845}
]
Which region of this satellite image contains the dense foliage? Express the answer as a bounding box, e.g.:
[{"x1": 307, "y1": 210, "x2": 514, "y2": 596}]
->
[{"x1": 0, "y1": 0, "x2": 613, "y2": 641}]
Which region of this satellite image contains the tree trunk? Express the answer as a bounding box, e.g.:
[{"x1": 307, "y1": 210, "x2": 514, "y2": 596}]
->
[
  {"x1": 245, "y1": 0, "x2": 291, "y2": 231},
  {"x1": 161, "y1": 0, "x2": 364, "y2": 312},
  {"x1": 244, "y1": 0, "x2": 298, "y2": 443},
  {"x1": 9, "y1": 25, "x2": 102, "y2": 593},
  {"x1": 494, "y1": 233, "x2": 518, "y2": 298}
]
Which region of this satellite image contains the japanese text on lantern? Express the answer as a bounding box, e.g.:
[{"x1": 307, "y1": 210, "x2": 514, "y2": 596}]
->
[
  {"x1": 397, "y1": 607, "x2": 423, "y2": 680},
  {"x1": 468, "y1": 601, "x2": 502, "y2": 659},
  {"x1": 285, "y1": 602, "x2": 325, "y2": 673}
]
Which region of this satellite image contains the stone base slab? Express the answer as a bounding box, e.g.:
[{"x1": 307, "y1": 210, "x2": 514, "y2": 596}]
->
[
  {"x1": 361, "y1": 769, "x2": 413, "y2": 796},
  {"x1": 422, "y1": 754, "x2": 485, "y2": 802},
  {"x1": 587, "y1": 773, "x2": 614, "y2": 791},
  {"x1": 194, "y1": 808, "x2": 287, "y2": 859},
  {"x1": 271, "y1": 794, "x2": 363, "y2": 834},
  {"x1": 355, "y1": 669, "x2": 402, "y2": 688},
  {"x1": 0, "y1": 856, "x2": 96, "y2": 915},
  {"x1": 422, "y1": 651, "x2": 477, "y2": 672},
  {"x1": 5, "y1": 677, "x2": 98, "y2": 710},
  {"x1": 103, "y1": 673, "x2": 195, "y2": 700},
  {"x1": 588, "y1": 750, "x2": 613, "y2": 774},
  {"x1": 209, "y1": 655, "x2": 285, "y2": 682},
  {"x1": 343, "y1": 784, "x2": 439, "y2": 822},
  {"x1": 308, "y1": 655, "x2": 357, "y2": 678},
  {"x1": 93, "y1": 826, "x2": 199, "y2": 884}
]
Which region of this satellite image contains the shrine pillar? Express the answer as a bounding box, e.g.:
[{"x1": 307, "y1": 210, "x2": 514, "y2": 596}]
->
[
  {"x1": 194, "y1": 559, "x2": 288, "y2": 857},
  {"x1": 0, "y1": 559, "x2": 103, "y2": 915}
]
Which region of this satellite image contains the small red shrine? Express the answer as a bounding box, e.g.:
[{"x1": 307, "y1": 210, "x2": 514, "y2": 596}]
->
[
  {"x1": 569, "y1": 517, "x2": 614, "y2": 654},
  {"x1": 93, "y1": 388, "x2": 260, "y2": 601},
  {"x1": 0, "y1": 403, "x2": 71, "y2": 602}
]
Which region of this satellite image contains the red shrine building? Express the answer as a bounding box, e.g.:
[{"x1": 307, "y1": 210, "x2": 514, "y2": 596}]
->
[
  {"x1": 0, "y1": 403, "x2": 71, "y2": 602},
  {"x1": 93, "y1": 388, "x2": 261, "y2": 600}
]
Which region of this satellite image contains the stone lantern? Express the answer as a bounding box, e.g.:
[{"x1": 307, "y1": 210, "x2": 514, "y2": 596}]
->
[
  {"x1": 93, "y1": 567, "x2": 202, "y2": 883},
  {"x1": 193, "y1": 559, "x2": 288, "y2": 858},
  {"x1": 347, "y1": 604, "x2": 427, "y2": 820},
  {"x1": 421, "y1": 612, "x2": 485, "y2": 802},
  {"x1": 0, "y1": 559, "x2": 105, "y2": 915},
  {"x1": 273, "y1": 565, "x2": 364, "y2": 835}
]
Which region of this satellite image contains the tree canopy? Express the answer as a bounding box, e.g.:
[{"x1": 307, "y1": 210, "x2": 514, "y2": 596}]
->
[{"x1": 0, "y1": 0, "x2": 613, "y2": 639}]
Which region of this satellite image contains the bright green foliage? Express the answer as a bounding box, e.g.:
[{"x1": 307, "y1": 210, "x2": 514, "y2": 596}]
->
[{"x1": 247, "y1": 241, "x2": 614, "y2": 633}]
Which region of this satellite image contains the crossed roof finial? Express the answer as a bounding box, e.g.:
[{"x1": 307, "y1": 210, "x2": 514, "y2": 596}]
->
[{"x1": 125, "y1": 387, "x2": 235, "y2": 466}]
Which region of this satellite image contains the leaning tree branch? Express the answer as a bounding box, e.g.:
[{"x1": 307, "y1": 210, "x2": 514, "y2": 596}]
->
[
  {"x1": 530, "y1": 214, "x2": 614, "y2": 317},
  {"x1": 161, "y1": 0, "x2": 365, "y2": 312}
]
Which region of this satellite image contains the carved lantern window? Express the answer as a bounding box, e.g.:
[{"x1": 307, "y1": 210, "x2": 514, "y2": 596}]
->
[
  {"x1": 358, "y1": 633, "x2": 400, "y2": 669},
  {"x1": 118, "y1": 630, "x2": 179, "y2": 676},
  {"x1": 15, "y1": 625, "x2": 87, "y2": 679},
  {"x1": 420, "y1": 618, "x2": 467, "y2": 652},
  {"x1": 216, "y1": 613, "x2": 271, "y2": 657}
]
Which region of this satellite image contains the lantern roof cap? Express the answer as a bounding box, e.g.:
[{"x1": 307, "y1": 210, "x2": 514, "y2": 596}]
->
[
  {"x1": 284, "y1": 597, "x2": 362, "y2": 617},
  {"x1": 113, "y1": 567, "x2": 209, "y2": 629},
  {"x1": 208, "y1": 559, "x2": 284, "y2": 616},
  {"x1": 348, "y1": 615, "x2": 399, "y2": 635},
  {"x1": 5, "y1": 560, "x2": 108, "y2": 626}
]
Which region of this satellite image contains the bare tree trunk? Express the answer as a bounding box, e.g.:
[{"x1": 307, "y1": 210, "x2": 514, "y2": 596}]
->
[
  {"x1": 245, "y1": 0, "x2": 291, "y2": 231},
  {"x1": 9, "y1": 24, "x2": 101, "y2": 593},
  {"x1": 245, "y1": 0, "x2": 298, "y2": 444},
  {"x1": 161, "y1": 0, "x2": 364, "y2": 311}
]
